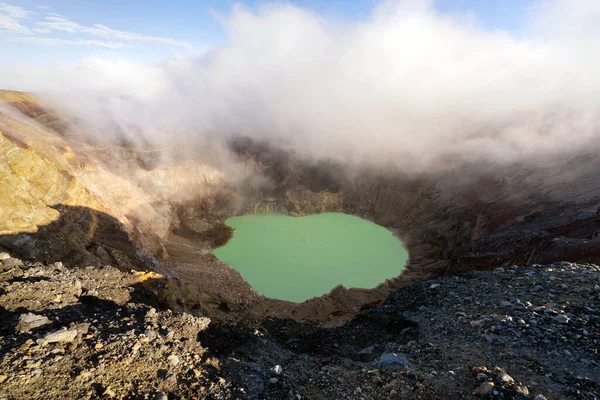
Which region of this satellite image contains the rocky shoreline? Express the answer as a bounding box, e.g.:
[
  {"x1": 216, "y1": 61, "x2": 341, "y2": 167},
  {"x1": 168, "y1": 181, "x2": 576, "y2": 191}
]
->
[{"x1": 1, "y1": 253, "x2": 598, "y2": 399}]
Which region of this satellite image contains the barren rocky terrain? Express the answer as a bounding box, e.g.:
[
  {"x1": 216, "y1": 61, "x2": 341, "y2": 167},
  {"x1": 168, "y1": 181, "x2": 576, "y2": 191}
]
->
[{"x1": 0, "y1": 254, "x2": 598, "y2": 399}]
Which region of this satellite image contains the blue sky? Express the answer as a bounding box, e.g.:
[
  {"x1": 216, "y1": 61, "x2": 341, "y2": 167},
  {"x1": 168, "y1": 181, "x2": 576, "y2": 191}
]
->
[{"x1": 0, "y1": 0, "x2": 537, "y2": 67}]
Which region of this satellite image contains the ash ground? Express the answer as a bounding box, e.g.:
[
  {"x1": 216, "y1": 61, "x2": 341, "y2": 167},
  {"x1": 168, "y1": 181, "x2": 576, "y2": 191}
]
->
[{"x1": 0, "y1": 254, "x2": 598, "y2": 399}]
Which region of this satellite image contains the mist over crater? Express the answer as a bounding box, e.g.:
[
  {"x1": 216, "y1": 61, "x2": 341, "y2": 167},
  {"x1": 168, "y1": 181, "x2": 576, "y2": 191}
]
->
[{"x1": 2, "y1": 0, "x2": 600, "y2": 176}]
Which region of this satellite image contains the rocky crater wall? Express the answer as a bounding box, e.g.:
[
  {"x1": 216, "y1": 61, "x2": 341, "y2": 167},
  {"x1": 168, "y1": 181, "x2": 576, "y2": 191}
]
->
[{"x1": 2, "y1": 90, "x2": 600, "y2": 324}]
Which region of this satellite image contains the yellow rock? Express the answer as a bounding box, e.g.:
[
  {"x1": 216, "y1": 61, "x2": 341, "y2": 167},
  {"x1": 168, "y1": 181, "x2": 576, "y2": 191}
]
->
[{"x1": 131, "y1": 270, "x2": 163, "y2": 283}]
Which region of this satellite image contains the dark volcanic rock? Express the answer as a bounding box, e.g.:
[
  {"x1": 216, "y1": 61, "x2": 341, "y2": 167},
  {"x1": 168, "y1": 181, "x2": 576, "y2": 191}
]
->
[{"x1": 1, "y1": 257, "x2": 598, "y2": 399}]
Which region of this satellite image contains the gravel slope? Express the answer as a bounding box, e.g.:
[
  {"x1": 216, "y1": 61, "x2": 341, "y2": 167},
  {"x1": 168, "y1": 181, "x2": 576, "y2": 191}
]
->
[{"x1": 0, "y1": 253, "x2": 598, "y2": 399}]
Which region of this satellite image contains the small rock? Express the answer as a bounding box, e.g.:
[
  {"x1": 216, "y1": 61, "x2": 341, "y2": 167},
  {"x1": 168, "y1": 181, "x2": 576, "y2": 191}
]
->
[
  {"x1": 51, "y1": 261, "x2": 64, "y2": 270},
  {"x1": 144, "y1": 329, "x2": 158, "y2": 341},
  {"x1": 272, "y1": 365, "x2": 283, "y2": 375},
  {"x1": 456, "y1": 312, "x2": 467, "y2": 317},
  {"x1": 154, "y1": 392, "x2": 168, "y2": 400},
  {"x1": 429, "y1": 283, "x2": 440, "y2": 289},
  {"x1": 500, "y1": 301, "x2": 513, "y2": 308},
  {"x1": 74, "y1": 323, "x2": 90, "y2": 335},
  {"x1": 497, "y1": 373, "x2": 514, "y2": 384},
  {"x1": 472, "y1": 366, "x2": 489, "y2": 374},
  {"x1": 516, "y1": 385, "x2": 530, "y2": 395},
  {"x1": 485, "y1": 334, "x2": 501, "y2": 344},
  {"x1": 379, "y1": 353, "x2": 409, "y2": 372},
  {"x1": 2, "y1": 258, "x2": 23, "y2": 268},
  {"x1": 79, "y1": 370, "x2": 92, "y2": 379},
  {"x1": 533, "y1": 395, "x2": 547, "y2": 400},
  {"x1": 477, "y1": 373, "x2": 488, "y2": 381},
  {"x1": 74, "y1": 279, "x2": 83, "y2": 296},
  {"x1": 269, "y1": 377, "x2": 279, "y2": 385},
  {"x1": 358, "y1": 345, "x2": 375, "y2": 354},
  {"x1": 167, "y1": 354, "x2": 180, "y2": 366},
  {"x1": 16, "y1": 313, "x2": 51, "y2": 333},
  {"x1": 473, "y1": 382, "x2": 494, "y2": 396},
  {"x1": 0, "y1": 252, "x2": 11, "y2": 260},
  {"x1": 554, "y1": 315, "x2": 570, "y2": 324},
  {"x1": 164, "y1": 372, "x2": 177, "y2": 384},
  {"x1": 0, "y1": 374, "x2": 7, "y2": 384},
  {"x1": 40, "y1": 329, "x2": 78, "y2": 346},
  {"x1": 492, "y1": 367, "x2": 506, "y2": 374},
  {"x1": 103, "y1": 388, "x2": 116, "y2": 398}
]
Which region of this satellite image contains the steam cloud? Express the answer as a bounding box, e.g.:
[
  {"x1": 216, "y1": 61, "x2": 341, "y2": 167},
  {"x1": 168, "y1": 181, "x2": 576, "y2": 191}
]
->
[{"x1": 2, "y1": 0, "x2": 600, "y2": 171}]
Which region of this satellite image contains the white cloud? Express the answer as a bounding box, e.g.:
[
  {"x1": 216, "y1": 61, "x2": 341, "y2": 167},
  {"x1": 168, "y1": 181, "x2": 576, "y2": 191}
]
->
[
  {"x1": 4, "y1": 0, "x2": 600, "y2": 172},
  {"x1": 86, "y1": 24, "x2": 192, "y2": 50},
  {"x1": 0, "y1": 3, "x2": 190, "y2": 50},
  {"x1": 35, "y1": 15, "x2": 192, "y2": 50},
  {"x1": 0, "y1": 3, "x2": 33, "y2": 19},
  {"x1": 0, "y1": 15, "x2": 30, "y2": 34},
  {"x1": 7, "y1": 36, "x2": 132, "y2": 49},
  {"x1": 0, "y1": 3, "x2": 32, "y2": 33},
  {"x1": 37, "y1": 16, "x2": 80, "y2": 33}
]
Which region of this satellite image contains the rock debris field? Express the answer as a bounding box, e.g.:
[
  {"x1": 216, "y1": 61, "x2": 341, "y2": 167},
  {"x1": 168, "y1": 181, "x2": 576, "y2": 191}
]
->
[{"x1": 0, "y1": 252, "x2": 598, "y2": 399}]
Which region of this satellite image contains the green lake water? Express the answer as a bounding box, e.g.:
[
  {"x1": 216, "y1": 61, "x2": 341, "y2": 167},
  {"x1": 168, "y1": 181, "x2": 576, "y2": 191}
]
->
[{"x1": 213, "y1": 212, "x2": 408, "y2": 302}]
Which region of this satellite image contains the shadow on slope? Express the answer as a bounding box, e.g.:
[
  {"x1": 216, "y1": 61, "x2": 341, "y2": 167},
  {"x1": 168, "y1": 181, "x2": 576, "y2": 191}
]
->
[{"x1": 0, "y1": 204, "x2": 161, "y2": 273}]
